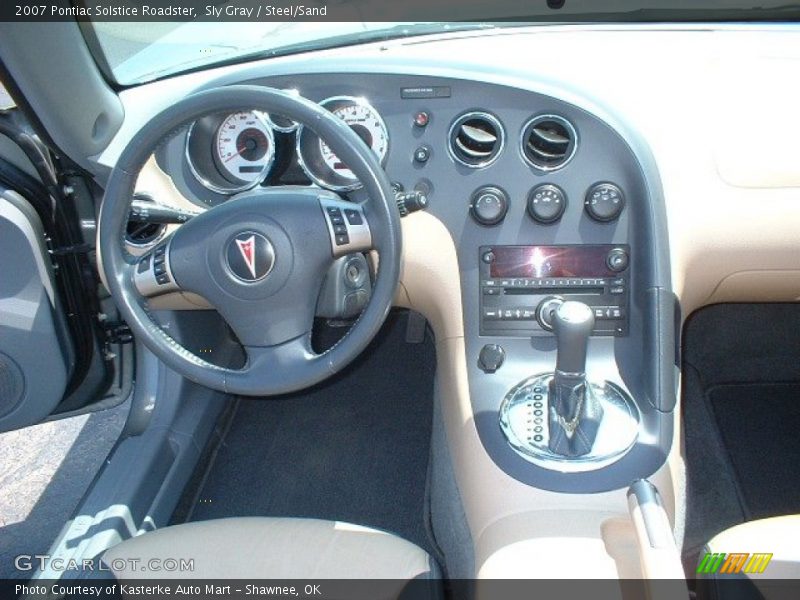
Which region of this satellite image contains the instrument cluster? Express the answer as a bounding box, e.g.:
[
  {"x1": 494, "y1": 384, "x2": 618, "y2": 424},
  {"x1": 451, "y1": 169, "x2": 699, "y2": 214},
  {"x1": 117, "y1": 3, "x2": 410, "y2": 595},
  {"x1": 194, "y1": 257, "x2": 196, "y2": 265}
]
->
[{"x1": 184, "y1": 95, "x2": 388, "y2": 204}]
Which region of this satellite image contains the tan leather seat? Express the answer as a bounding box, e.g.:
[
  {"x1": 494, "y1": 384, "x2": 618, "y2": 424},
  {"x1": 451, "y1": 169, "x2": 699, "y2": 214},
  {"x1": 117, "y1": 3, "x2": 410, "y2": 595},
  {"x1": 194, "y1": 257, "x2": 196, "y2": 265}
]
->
[
  {"x1": 102, "y1": 517, "x2": 440, "y2": 586},
  {"x1": 697, "y1": 515, "x2": 800, "y2": 600}
]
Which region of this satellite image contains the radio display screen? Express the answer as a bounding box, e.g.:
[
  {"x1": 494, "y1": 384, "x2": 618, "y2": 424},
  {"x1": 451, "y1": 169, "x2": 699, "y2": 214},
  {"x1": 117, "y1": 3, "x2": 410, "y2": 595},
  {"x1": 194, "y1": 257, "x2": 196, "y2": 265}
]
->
[{"x1": 489, "y1": 246, "x2": 618, "y2": 279}]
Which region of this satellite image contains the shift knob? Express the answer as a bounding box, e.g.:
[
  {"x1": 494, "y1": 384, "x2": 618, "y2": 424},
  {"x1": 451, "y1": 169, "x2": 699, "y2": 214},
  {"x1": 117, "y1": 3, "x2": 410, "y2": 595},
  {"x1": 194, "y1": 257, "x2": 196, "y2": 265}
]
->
[{"x1": 552, "y1": 301, "x2": 594, "y2": 375}]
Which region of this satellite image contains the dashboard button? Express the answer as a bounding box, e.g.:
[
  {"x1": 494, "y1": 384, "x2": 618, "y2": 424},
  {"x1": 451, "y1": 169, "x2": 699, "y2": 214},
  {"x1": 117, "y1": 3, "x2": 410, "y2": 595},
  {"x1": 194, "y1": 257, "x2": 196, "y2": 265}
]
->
[
  {"x1": 527, "y1": 184, "x2": 567, "y2": 224},
  {"x1": 606, "y1": 248, "x2": 630, "y2": 272},
  {"x1": 478, "y1": 344, "x2": 505, "y2": 374},
  {"x1": 414, "y1": 146, "x2": 431, "y2": 163},
  {"x1": 585, "y1": 182, "x2": 625, "y2": 222},
  {"x1": 470, "y1": 186, "x2": 509, "y2": 226}
]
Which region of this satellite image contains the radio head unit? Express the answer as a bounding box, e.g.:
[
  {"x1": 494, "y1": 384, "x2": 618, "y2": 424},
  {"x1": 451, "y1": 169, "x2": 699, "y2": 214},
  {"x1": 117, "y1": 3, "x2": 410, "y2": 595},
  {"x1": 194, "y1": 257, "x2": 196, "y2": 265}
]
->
[{"x1": 479, "y1": 245, "x2": 630, "y2": 337}]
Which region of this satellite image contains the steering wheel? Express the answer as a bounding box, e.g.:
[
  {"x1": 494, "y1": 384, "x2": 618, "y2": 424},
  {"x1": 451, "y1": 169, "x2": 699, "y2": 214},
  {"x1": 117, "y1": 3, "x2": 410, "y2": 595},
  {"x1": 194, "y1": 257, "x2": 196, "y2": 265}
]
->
[{"x1": 99, "y1": 86, "x2": 401, "y2": 395}]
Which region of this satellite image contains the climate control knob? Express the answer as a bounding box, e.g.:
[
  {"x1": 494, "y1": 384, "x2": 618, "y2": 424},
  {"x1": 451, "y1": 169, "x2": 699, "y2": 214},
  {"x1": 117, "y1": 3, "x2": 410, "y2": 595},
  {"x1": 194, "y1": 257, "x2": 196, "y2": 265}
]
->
[
  {"x1": 527, "y1": 184, "x2": 567, "y2": 224},
  {"x1": 470, "y1": 186, "x2": 509, "y2": 226},
  {"x1": 585, "y1": 182, "x2": 625, "y2": 222}
]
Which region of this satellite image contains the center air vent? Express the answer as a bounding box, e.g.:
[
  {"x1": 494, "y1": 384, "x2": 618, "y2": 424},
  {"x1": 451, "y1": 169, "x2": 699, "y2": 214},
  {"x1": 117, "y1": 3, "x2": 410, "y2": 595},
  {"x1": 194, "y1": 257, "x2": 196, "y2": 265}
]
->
[
  {"x1": 521, "y1": 115, "x2": 578, "y2": 171},
  {"x1": 448, "y1": 112, "x2": 505, "y2": 168}
]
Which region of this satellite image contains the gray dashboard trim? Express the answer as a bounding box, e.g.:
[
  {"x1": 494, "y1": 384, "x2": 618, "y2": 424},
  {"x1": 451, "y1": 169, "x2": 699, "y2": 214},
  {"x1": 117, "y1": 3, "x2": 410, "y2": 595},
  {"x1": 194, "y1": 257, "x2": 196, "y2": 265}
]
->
[{"x1": 100, "y1": 47, "x2": 671, "y2": 288}]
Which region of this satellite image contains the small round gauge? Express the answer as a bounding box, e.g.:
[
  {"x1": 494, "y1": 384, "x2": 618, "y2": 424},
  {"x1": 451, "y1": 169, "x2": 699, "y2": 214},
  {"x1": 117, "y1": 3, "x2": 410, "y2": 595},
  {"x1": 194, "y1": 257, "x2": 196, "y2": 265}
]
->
[
  {"x1": 297, "y1": 97, "x2": 389, "y2": 191},
  {"x1": 213, "y1": 111, "x2": 275, "y2": 186}
]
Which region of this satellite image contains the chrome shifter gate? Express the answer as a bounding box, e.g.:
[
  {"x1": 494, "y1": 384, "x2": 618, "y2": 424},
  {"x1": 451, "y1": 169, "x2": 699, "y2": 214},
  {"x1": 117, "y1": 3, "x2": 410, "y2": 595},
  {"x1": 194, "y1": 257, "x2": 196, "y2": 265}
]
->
[{"x1": 499, "y1": 374, "x2": 639, "y2": 473}]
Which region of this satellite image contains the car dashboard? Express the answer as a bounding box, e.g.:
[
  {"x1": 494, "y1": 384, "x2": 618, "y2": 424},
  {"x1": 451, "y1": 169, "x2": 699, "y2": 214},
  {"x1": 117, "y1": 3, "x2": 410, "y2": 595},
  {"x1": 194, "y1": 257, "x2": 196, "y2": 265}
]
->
[{"x1": 94, "y1": 22, "x2": 800, "y2": 579}]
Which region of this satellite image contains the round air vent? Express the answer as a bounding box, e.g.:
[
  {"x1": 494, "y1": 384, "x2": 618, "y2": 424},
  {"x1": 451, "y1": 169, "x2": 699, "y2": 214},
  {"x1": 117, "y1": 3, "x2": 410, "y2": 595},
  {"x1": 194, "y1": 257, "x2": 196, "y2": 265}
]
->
[
  {"x1": 126, "y1": 195, "x2": 166, "y2": 247},
  {"x1": 521, "y1": 115, "x2": 578, "y2": 171},
  {"x1": 448, "y1": 112, "x2": 505, "y2": 168}
]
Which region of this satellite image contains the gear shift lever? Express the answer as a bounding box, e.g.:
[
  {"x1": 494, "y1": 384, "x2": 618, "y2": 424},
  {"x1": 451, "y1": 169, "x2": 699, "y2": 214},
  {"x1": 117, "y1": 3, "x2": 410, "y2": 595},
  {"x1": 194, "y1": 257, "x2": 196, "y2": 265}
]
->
[{"x1": 548, "y1": 301, "x2": 604, "y2": 456}]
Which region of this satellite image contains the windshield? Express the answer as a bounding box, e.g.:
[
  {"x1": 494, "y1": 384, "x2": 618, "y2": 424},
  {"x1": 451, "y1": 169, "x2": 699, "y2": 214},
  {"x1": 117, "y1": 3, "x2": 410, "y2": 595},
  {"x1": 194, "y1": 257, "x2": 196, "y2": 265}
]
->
[{"x1": 85, "y1": 1, "x2": 800, "y2": 86}]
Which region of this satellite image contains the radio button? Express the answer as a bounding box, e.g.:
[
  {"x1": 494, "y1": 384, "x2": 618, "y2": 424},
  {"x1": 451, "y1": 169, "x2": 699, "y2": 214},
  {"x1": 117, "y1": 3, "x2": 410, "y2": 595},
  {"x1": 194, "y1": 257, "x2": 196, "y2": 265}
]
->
[
  {"x1": 610, "y1": 286, "x2": 625, "y2": 295},
  {"x1": 606, "y1": 248, "x2": 630, "y2": 272},
  {"x1": 483, "y1": 287, "x2": 500, "y2": 295},
  {"x1": 608, "y1": 307, "x2": 624, "y2": 319},
  {"x1": 483, "y1": 309, "x2": 500, "y2": 320}
]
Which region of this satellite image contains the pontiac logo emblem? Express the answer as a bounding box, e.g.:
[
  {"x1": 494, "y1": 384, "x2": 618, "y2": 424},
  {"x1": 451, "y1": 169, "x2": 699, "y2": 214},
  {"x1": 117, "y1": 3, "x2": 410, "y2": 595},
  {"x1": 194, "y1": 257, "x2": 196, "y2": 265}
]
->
[
  {"x1": 236, "y1": 235, "x2": 257, "y2": 279},
  {"x1": 226, "y1": 232, "x2": 274, "y2": 282}
]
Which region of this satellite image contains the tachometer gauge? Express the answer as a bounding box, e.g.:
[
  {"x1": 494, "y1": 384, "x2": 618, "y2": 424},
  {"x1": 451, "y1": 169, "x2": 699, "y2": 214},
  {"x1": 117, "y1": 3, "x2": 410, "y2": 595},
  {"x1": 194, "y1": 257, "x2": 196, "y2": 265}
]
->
[
  {"x1": 297, "y1": 97, "x2": 389, "y2": 191},
  {"x1": 186, "y1": 110, "x2": 275, "y2": 196},
  {"x1": 213, "y1": 112, "x2": 275, "y2": 187}
]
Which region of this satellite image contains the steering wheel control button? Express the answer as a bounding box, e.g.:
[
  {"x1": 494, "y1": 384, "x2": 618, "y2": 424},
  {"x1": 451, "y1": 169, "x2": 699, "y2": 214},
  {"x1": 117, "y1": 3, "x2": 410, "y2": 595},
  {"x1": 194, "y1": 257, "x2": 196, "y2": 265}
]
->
[
  {"x1": 478, "y1": 344, "x2": 506, "y2": 373},
  {"x1": 344, "y1": 209, "x2": 363, "y2": 225},
  {"x1": 326, "y1": 208, "x2": 345, "y2": 226},
  {"x1": 470, "y1": 186, "x2": 509, "y2": 226},
  {"x1": 225, "y1": 232, "x2": 275, "y2": 283},
  {"x1": 606, "y1": 248, "x2": 630, "y2": 272},
  {"x1": 320, "y1": 197, "x2": 372, "y2": 257},
  {"x1": 134, "y1": 242, "x2": 179, "y2": 296},
  {"x1": 137, "y1": 254, "x2": 151, "y2": 274},
  {"x1": 585, "y1": 182, "x2": 625, "y2": 222},
  {"x1": 528, "y1": 184, "x2": 567, "y2": 224}
]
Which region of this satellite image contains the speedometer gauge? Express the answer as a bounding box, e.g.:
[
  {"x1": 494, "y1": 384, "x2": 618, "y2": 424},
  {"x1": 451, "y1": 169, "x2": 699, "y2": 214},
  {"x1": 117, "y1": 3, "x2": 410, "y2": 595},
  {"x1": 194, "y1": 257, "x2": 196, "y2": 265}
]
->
[
  {"x1": 296, "y1": 97, "x2": 389, "y2": 192},
  {"x1": 213, "y1": 112, "x2": 275, "y2": 187}
]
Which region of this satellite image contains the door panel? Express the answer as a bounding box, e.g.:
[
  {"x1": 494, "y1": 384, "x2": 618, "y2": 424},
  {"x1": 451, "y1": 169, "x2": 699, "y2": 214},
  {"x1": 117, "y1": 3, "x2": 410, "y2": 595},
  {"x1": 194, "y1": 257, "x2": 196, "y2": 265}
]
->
[{"x1": 0, "y1": 187, "x2": 74, "y2": 431}]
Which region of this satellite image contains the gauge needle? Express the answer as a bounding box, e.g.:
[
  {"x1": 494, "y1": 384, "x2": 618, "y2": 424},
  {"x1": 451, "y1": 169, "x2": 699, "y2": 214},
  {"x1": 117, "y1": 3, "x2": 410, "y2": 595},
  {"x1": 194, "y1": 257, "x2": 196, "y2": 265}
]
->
[{"x1": 224, "y1": 146, "x2": 247, "y2": 163}]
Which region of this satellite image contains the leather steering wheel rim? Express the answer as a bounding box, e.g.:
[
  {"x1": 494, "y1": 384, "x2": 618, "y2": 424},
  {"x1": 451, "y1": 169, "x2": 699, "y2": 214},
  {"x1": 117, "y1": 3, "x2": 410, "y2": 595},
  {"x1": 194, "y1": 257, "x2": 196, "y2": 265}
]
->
[{"x1": 99, "y1": 86, "x2": 401, "y2": 395}]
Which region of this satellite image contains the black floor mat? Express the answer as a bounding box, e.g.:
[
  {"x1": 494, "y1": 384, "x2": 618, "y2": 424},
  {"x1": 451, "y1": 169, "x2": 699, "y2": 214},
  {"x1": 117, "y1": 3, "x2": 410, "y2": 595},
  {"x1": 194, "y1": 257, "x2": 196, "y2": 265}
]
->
[
  {"x1": 710, "y1": 382, "x2": 800, "y2": 520},
  {"x1": 683, "y1": 304, "x2": 800, "y2": 565},
  {"x1": 185, "y1": 311, "x2": 437, "y2": 555}
]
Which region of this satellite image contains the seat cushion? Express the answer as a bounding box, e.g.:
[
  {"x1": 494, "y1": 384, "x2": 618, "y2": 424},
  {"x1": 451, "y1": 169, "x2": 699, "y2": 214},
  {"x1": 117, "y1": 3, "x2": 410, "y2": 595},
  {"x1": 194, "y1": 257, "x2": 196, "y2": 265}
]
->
[
  {"x1": 697, "y1": 516, "x2": 800, "y2": 600},
  {"x1": 102, "y1": 517, "x2": 440, "y2": 580}
]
